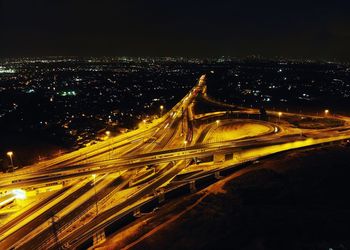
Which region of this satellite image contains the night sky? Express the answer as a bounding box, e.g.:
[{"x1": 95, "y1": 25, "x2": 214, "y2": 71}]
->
[{"x1": 1, "y1": 0, "x2": 350, "y2": 60}]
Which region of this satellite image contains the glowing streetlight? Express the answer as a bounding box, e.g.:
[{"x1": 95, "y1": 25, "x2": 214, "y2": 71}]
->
[
  {"x1": 7, "y1": 151, "x2": 14, "y2": 171},
  {"x1": 324, "y1": 109, "x2": 329, "y2": 116},
  {"x1": 160, "y1": 105, "x2": 164, "y2": 117},
  {"x1": 105, "y1": 131, "x2": 113, "y2": 160},
  {"x1": 216, "y1": 120, "x2": 220, "y2": 127},
  {"x1": 278, "y1": 112, "x2": 282, "y2": 122},
  {"x1": 12, "y1": 189, "x2": 26, "y2": 200},
  {"x1": 92, "y1": 174, "x2": 98, "y2": 215},
  {"x1": 183, "y1": 140, "x2": 188, "y2": 150}
]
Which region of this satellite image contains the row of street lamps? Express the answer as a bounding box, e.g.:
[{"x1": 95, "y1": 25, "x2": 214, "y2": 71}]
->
[
  {"x1": 276, "y1": 109, "x2": 330, "y2": 122},
  {"x1": 3, "y1": 107, "x2": 330, "y2": 173}
]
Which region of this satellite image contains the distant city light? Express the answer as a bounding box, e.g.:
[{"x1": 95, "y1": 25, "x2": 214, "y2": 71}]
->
[
  {"x1": 0, "y1": 67, "x2": 16, "y2": 74},
  {"x1": 60, "y1": 91, "x2": 76, "y2": 97}
]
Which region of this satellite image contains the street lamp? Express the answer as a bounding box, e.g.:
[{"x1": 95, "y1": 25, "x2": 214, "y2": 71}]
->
[
  {"x1": 278, "y1": 112, "x2": 282, "y2": 122},
  {"x1": 183, "y1": 140, "x2": 188, "y2": 151},
  {"x1": 105, "y1": 131, "x2": 112, "y2": 160},
  {"x1": 7, "y1": 151, "x2": 14, "y2": 171},
  {"x1": 324, "y1": 109, "x2": 329, "y2": 116},
  {"x1": 160, "y1": 105, "x2": 164, "y2": 117},
  {"x1": 92, "y1": 174, "x2": 98, "y2": 215},
  {"x1": 12, "y1": 189, "x2": 26, "y2": 200},
  {"x1": 216, "y1": 120, "x2": 220, "y2": 127}
]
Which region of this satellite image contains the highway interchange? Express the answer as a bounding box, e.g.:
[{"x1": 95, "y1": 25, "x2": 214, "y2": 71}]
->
[{"x1": 1, "y1": 74, "x2": 350, "y2": 249}]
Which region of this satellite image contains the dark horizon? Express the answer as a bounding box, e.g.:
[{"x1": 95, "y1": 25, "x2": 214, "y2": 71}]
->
[
  {"x1": 1, "y1": 1, "x2": 350, "y2": 61},
  {"x1": 1, "y1": 56, "x2": 350, "y2": 67}
]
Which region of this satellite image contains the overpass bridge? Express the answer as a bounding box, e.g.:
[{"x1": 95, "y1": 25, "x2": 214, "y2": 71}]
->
[
  {"x1": 2, "y1": 124, "x2": 350, "y2": 192},
  {"x1": 2, "y1": 73, "x2": 350, "y2": 250}
]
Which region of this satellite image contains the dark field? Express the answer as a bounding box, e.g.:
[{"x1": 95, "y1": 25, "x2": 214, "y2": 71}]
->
[{"x1": 118, "y1": 145, "x2": 350, "y2": 250}]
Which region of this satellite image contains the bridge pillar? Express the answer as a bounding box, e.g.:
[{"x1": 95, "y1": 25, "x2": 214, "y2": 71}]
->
[
  {"x1": 213, "y1": 153, "x2": 225, "y2": 164},
  {"x1": 93, "y1": 229, "x2": 106, "y2": 246},
  {"x1": 190, "y1": 180, "x2": 196, "y2": 193}
]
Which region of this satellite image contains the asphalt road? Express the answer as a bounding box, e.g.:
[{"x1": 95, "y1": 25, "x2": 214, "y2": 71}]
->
[
  {"x1": 18, "y1": 173, "x2": 131, "y2": 250},
  {"x1": 0, "y1": 186, "x2": 68, "y2": 237},
  {"x1": 52, "y1": 161, "x2": 186, "y2": 250},
  {"x1": 0, "y1": 180, "x2": 95, "y2": 250}
]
